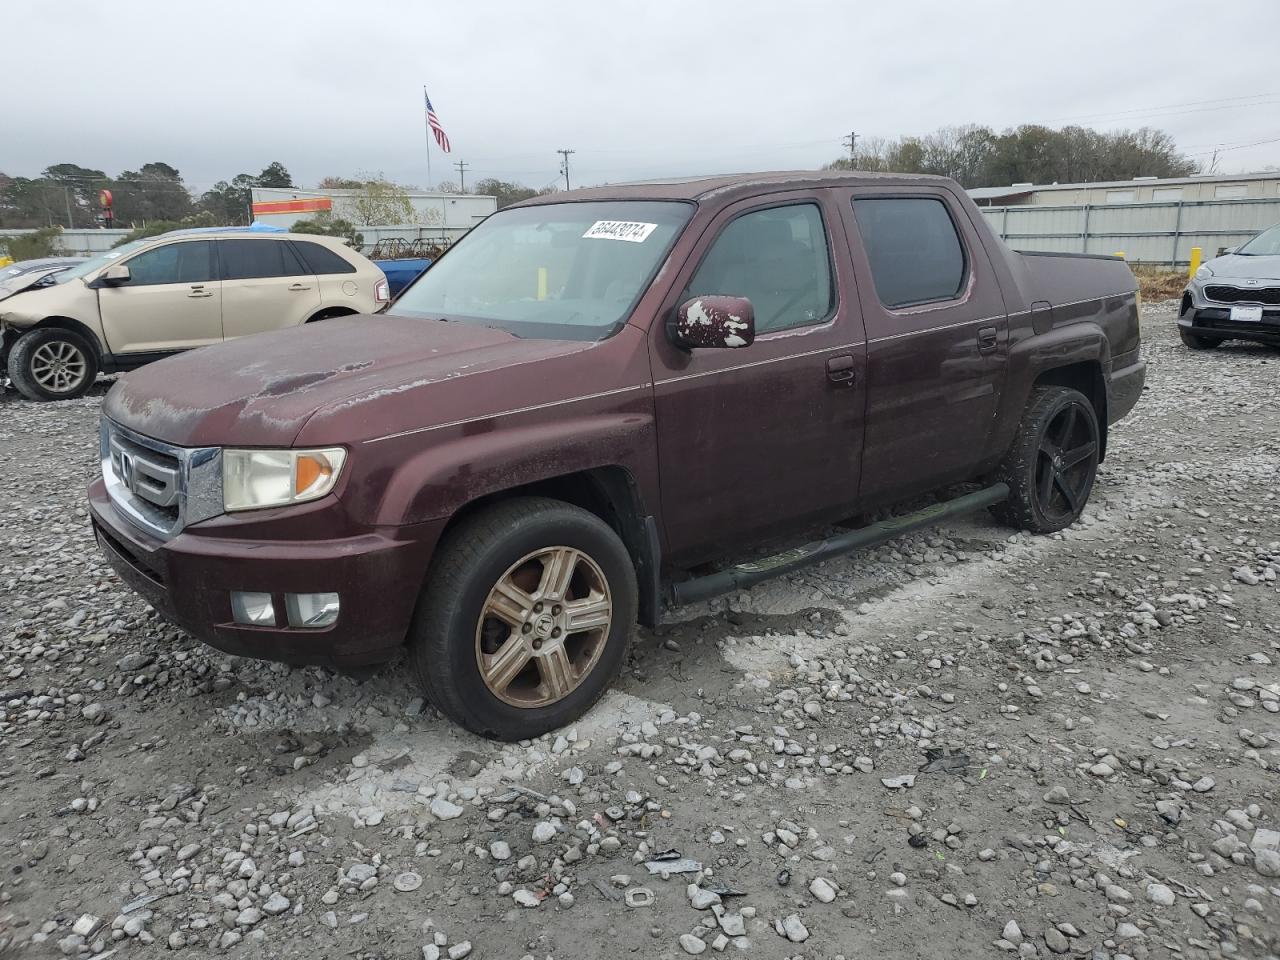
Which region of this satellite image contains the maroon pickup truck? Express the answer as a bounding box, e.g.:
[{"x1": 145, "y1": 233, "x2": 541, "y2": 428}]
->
[{"x1": 88, "y1": 171, "x2": 1145, "y2": 740}]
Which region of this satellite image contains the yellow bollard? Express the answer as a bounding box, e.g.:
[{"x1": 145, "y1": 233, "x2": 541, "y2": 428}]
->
[
  {"x1": 1113, "y1": 251, "x2": 1125, "y2": 259},
  {"x1": 1188, "y1": 247, "x2": 1202, "y2": 278}
]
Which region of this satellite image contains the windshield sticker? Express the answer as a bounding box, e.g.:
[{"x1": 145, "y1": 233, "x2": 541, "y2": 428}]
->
[{"x1": 582, "y1": 220, "x2": 658, "y2": 243}]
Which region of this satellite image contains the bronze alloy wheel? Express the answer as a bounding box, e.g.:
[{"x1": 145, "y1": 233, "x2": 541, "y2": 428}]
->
[
  {"x1": 30, "y1": 339, "x2": 89, "y2": 394},
  {"x1": 474, "y1": 546, "x2": 613, "y2": 708}
]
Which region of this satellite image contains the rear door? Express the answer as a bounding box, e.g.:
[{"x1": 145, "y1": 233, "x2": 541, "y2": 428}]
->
[
  {"x1": 837, "y1": 188, "x2": 1008, "y2": 505},
  {"x1": 289, "y1": 238, "x2": 374, "y2": 313},
  {"x1": 649, "y1": 192, "x2": 868, "y2": 563},
  {"x1": 217, "y1": 238, "x2": 320, "y2": 339},
  {"x1": 97, "y1": 239, "x2": 221, "y2": 355}
]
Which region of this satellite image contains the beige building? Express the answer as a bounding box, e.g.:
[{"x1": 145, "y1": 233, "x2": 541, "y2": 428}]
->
[{"x1": 968, "y1": 171, "x2": 1280, "y2": 207}]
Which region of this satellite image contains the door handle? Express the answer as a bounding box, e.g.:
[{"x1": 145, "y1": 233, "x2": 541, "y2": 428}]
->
[
  {"x1": 187, "y1": 288, "x2": 213, "y2": 298},
  {"x1": 977, "y1": 326, "x2": 999, "y2": 353},
  {"x1": 826, "y1": 354, "x2": 856, "y2": 384},
  {"x1": 288, "y1": 283, "x2": 312, "y2": 292}
]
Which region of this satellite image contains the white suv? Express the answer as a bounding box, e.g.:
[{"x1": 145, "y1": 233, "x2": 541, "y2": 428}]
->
[{"x1": 1, "y1": 227, "x2": 389, "y2": 401}]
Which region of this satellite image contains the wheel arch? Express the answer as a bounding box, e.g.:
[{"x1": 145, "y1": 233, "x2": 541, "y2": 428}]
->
[
  {"x1": 431, "y1": 466, "x2": 662, "y2": 628},
  {"x1": 24, "y1": 316, "x2": 105, "y2": 359},
  {"x1": 306, "y1": 306, "x2": 359, "y2": 323},
  {"x1": 1033, "y1": 360, "x2": 1108, "y2": 462}
]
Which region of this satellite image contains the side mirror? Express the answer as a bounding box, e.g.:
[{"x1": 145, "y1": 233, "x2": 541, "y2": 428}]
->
[
  {"x1": 98, "y1": 264, "x2": 131, "y2": 286},
  {"x1": 669, "y1": 296, "x2": 755, "y2": 349}
]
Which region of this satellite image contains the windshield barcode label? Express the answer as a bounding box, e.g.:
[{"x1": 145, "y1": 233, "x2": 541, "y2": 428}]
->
[{"x1": 582, "y1": 221, "x2": 658, "y2": 243}]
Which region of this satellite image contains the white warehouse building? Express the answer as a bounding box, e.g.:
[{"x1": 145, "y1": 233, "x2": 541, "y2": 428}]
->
[{"x1": 250, "y1": 186, "x2": 497, "y2": 245}]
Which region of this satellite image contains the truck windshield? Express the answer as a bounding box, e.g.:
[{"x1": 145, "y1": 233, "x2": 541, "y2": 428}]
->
[{"x1": 392, "y1": 200, "x2": 693, "y2": 339}]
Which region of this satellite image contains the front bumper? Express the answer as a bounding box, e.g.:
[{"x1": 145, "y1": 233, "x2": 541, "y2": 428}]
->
[
  {"x1": 1180, "y1": 304, "x2": 1280, "y2": 347},
  {"x1": 88, "y1": 478, "x2": 446, "y2": 667}
]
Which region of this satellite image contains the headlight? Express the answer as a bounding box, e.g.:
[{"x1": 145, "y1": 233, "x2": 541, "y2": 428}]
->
[
  {"x1": 222, "y1": 447, "x2": 347, "y2": 512},
  {"x1": 1194, "y1": 264, "x2": 1213, "y2": 280}
]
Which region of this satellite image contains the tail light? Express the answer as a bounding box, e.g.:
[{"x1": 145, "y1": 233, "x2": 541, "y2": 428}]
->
[{"x1": 374, "y1": 278, "x2": 390, "y2": 303}]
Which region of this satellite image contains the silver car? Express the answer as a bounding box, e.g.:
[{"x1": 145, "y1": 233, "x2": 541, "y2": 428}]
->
[{"x1": 1179, "y1": 223, "x2": 1280, "y2": 350}]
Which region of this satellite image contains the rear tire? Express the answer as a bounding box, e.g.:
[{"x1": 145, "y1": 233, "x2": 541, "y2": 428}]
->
[
  {"x1": 408, "y1": 497, "x2": 637, "y2": 741},
  {"x1": 990, "y1": 386, "x2": 1100, "y2": 534},
  {"x1": 1179, "y1": 329, "x2": 1221, "y2": 350},
  {"x1": 7, "y1": 327, "x2": 99, "y2": 401}
]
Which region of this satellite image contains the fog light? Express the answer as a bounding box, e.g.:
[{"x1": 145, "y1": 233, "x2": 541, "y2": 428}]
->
[
  {"x1": 286, "y1": 592, "x2": 340, "y2": 628},
  {"x1": 231, "y1": 591, "x2": 275, "y2": 626}
]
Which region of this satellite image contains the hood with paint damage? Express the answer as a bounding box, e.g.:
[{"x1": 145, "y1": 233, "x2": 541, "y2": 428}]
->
[{"x1": 104, "y1": 314, "x2": 609, "y2": 448}]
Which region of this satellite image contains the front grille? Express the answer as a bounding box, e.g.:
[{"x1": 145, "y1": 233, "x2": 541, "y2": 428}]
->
[
  {"x1": 100, "y1": 419, "x2": 222, "y2": 539},
  {"x1": 1204, "y1": 284, "x2": 1280, "y2": 305}
]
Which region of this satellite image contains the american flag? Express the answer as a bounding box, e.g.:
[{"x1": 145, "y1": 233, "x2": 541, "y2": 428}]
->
[{"x1": 424, "y1": 91, "x2": 451, "y2": 154}]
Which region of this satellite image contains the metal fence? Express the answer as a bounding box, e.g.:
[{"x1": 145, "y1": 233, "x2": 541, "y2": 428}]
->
[{"x1": 978, "y1": 197, "x2": 1280, "y2": 266}]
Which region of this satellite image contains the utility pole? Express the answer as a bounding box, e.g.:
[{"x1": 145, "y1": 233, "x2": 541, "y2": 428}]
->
[
  {"x1": 557, "y1": 149, "x2": 575, "y2": 190},
  {"x1": 842, "y1": 131, "x2": 858, "y2": 166},
  {"x1": 454, "y1": 160, "x2": 469, "y2": 192}
]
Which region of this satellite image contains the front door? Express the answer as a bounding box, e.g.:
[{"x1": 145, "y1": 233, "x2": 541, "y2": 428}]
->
[
  {"x1": 837, "y1": 188, "x2": 1008, "y2": 506},
  {"x1": 98, "y1": 239, "x2": 221, "y2": 355},
  {"x1": 217, "y1": 238, "x2": 320, "y2": 339},
  {"x1": 649, "y1": 193, "x2": 867, "y2": 565}
]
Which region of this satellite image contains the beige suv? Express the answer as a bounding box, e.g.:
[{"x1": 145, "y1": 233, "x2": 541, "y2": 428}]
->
[{"x1": 1, "y1": 228, "x2": 389, "y2": 401}]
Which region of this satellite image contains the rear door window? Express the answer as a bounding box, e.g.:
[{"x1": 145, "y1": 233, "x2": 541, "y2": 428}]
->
[
  {"x1": 218, "y1": 239, "x2": 310, "y2": 280},
  {"x1": 122, "y1": 240, "x2": 215, "y2": 286},
  {"x1": 683, "y1": 203, "x2": 833, "y2": 334},
  {"x1": 851, "y1": 197, "x2": 967, "y2": 308},
  {"x1": 291, "y1": 240, "x2": 357, "y2": 275}
]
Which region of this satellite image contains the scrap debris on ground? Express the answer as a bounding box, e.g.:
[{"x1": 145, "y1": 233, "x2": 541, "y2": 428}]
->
[{"x1": 1, "y1": 301, "x2": 1277, "y2": 959}]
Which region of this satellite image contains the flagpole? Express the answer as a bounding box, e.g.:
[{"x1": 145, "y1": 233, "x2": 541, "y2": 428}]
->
[{"x1": 423, "y1": 86, "x2": 433, "y2": 189}]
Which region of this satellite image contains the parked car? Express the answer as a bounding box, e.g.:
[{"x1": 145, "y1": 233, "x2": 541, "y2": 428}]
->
[
  {"x1": 368, "y1": 238, "x2": 439, "y2": 296},
  {"x1": 1, "y1": 227, "x2": 389, "y2": 401},
  {"x1": 1179, "y1": 222, "x2": 1280, "y2": 349},
  {"x1": 88, "y1": 171, "x2": 1145, "y2": 740},
  {"x1": 0, "y1": 257, "x2": 86, "y2": 301}
]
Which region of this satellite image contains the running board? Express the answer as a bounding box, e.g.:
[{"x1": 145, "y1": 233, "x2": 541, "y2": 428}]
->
[{"x1": 668, "y1": 482, "x2": 1010, "y2": 607}]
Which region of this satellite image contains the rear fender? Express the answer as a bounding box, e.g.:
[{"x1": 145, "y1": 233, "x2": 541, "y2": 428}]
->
[{"x1": 990, "y1": 322, "x2": 1110, "y2": 461}]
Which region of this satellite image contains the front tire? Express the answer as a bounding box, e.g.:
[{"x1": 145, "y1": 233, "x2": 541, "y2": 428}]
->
[
  {"x1": 990, "y1": 386, "x2": 1100, "y2": 534},
  {"x1": 1179, "y1": 329, "x2": 1221, "y2": 350},
  {"x1": 408, "y1": 497, "x2": 637, "y2": 741},
  {"x1": 7, "y1": 327, "x2": 99, "y2": 401}
]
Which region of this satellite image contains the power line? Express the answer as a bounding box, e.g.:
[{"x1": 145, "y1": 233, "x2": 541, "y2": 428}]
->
[
  {"x1": 557, "y1": 149, "x2": 575, "y2": 190},
  {"x1": 1043, "y1": 91, "x2": 1280, "y2": 125}
]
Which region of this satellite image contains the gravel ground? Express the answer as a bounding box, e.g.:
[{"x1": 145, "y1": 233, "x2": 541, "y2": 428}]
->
[{"x1": 2, "y1": 301, "x2": 1277, "y2": 960}]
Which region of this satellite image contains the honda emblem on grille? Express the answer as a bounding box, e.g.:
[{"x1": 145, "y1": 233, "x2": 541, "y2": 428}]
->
[
  {"x1": 1245, "y1": 279, "x2": 1260, "y2": 286},
  {"x1": 119, "y1": 452, "x2": 138, "y2": 494}
]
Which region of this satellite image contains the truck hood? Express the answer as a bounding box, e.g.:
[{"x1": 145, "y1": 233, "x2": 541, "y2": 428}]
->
[
  {"x1": 104, "y1": 314, "x2": 599, "y2": 447},
  {"x1": 1203, "y1": 253, "x2": 1280, "y2": 282}
]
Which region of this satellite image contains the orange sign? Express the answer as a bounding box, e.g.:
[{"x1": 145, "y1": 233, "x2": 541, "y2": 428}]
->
[
  {"x1": 251, "y1": 197, "x2": 333, "y2": 216},
  {"x1": 99, "y1": 189, "x2": 113, "y2": 209}
]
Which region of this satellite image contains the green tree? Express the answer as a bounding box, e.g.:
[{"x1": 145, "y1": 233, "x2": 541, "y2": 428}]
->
[
  {"x1": 108, "y1": 162, "x2": 195, "y2": 223},
  {"x1": 110, "y1": 210, "x2": 218, "y2": 246},
  {"x1": 340, "y1": 179, "x2": 415, "y2": 225},
  {"x1": 825, "y1": 123, "x2": 1196, "y2": 188},
  {"x1": 290, "y1": 213, "x2": 364, "y2": 249},
  {"x1": 472, "y1": 178, "x2": 540, "y2": 209},
  {"x1": 43, "y1": 163, "x2": 108, "y2": 226},
  {"x1": 198, "y1": 162, "x2": 295, "y2": 225},
  {"x1": 1, "y1": 226, "x2": 64, "y2": 260},
  {"x1": 317, "y1": 175, "x2": 365, "y2": 190}
]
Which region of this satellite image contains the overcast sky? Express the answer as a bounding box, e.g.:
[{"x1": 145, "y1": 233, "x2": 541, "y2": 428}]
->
[{"x1": 6, "y1": 0, "x2": 1278, "y2": 192}]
